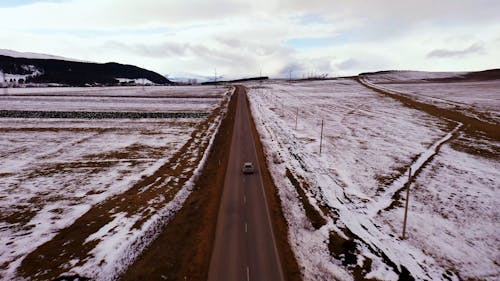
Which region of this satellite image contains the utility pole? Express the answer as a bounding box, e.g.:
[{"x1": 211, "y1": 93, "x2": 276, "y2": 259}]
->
[
  {"x1": 259, "y1": 68, "x2": 263, "y2": 87},
  {"x1": 402, "y1": 167, "x2": 412, "y2": 239},
  {"x1": 214, "y1": 68, "x2": 217, "y2": 88},
  {"x1": 289, "y1": 69, "x2": 292, "y2": 82},
  {"x1": 319, "y1": 119, "x2": 324, "y2": 155},
  {"x1": 295, "y1": 107, "x2": 298, "y2": 130}
]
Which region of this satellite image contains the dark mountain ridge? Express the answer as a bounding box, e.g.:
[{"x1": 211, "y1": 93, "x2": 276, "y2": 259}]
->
[{"x1": 0, "y1": 55, "x2": 171, "y2": 86}]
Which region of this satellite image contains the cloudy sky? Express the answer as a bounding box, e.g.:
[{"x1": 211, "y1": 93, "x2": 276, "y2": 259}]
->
[{"x1": 1, "y1": 0, "x2": 499, "y2": 79}]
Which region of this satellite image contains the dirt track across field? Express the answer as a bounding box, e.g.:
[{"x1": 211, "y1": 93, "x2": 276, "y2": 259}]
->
[{"x1": 357, "y1": 77, "x2": 500, "y2": 141}]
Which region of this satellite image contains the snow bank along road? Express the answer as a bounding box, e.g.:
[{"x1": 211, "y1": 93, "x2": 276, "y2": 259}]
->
[{"x1": 208, "y1": 85, "x2": 284, "y2": 281}]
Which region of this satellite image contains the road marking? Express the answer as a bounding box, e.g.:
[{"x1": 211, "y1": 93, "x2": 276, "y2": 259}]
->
[
  {"x1": 243, "y1": 195, "x2": 246, "y2": 204},
  {"x1": 245, "y1": 222, "x2": 248, "y2": 233},
  {"x1": 246, "y1": 266, "x2": 250, "y2": 281}
]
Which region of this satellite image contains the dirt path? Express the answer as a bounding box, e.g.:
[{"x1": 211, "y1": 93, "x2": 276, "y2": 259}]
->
[{"x1": 357, "y1": 76, "x2": 500, "y2": 141}]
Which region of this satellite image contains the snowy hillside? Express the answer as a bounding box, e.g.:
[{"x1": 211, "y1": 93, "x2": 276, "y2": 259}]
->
[
  {"x1": 360, "y1": 70, "x2": 465, "y2": 83},
  {"x1": 0, "y1": 50, "x2": 171, "y2": 86},
  {"x1": 0, "y1": 49, "x2": 83, "y2": 62},
  {"x1": 360, "y1": 69, "x2": 500, "y2": 84}
]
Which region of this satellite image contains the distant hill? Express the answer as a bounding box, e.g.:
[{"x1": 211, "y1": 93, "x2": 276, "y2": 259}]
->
[
  {"x1": 201, "y1": 76, "x2": 269, "y2": 85},
  {"x1": 359, "y1": 69, "x2": 500, "y2": 84},
  {"x1": 0, "y1": 49, "x2": 86, "y2": 62},
  {"x1": 424, "y1": 69, "x2": 500, "y2": 82},
  {"x1": 167, "y1": 72, "x2": 216, "y2": 84},
  {"x1": 0, "y1": 51, "x2": 171, "y2": 86}
]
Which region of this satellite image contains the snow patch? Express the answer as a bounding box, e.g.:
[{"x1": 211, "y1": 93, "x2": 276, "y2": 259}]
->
[
  {"x1": 245, "y1": 78, "x2": 497, "y2": 280},
  {"x1": 0, "y1": 48, "x2": 85, "y2": 62}
]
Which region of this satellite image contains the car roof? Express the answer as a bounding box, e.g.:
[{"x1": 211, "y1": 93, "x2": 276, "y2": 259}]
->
[{"x1": 244, "y1": 162, "x2": 253, "y2": 165}]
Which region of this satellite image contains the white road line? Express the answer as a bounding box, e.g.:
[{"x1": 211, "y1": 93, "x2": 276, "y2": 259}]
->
[
  {"x1": 246, "y1": 266, "x2": 250, "y2": 281},
  {"x1": 243, "y1": 195, "x2": 246, "y2": 204},
  {"x1": 245, "y1": 222, "x2": 248, "y2": 233}
]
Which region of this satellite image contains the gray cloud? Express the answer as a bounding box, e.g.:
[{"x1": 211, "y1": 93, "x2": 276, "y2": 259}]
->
[
  {"x1": 2, "y1": 0, "x2": 499, "y2": 77},
  {"x1": 104, "y1": 41, "x2": 190, "y2": 57},
  {"x1": 277, "y1": 62, "x2": 305, "y2": 78},
  {"x1": 278, "y1": 57, "x2": 334, "y2": 78},
  {"x1": 216, "y1": 37, "x2": 292, "y2": 57},
  {"x1": 216, "y1": 38, "x2": 243, "y2": 48},
  {"x1": 337, "y1": 58, "x2": 358, "y2": 70},
  {"x1": 104, "y1": 40, "x2": 242, "y2": 62},
  {"x1": 427, "y1": 42, "x2": 485, "y2": 58},
  {"x1": 102, "y1": 40, "x2": 269, "y2": 78}
]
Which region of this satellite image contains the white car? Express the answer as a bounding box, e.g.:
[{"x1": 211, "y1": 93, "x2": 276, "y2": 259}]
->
[{"x1": 242, "y1": 162, "x2": 255, "y2": 174}]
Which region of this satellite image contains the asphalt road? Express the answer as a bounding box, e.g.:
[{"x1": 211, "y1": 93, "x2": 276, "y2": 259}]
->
[{"x1": 208, "y1": 86, "x2": 284, "y2": 281}]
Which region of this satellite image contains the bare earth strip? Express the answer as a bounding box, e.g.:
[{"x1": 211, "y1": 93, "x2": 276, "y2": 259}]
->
[
  {"x1": 15, "y1": 93, "x2": 231, "y2": 280},
  {"x1": 357, "y1": 77, "x2": 500, "y2": 141}
]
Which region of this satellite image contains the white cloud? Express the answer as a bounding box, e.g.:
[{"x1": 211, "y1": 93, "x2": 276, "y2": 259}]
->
[
  {"x1": 1, "y1": 0, "x2": 499, "y2": 77},
  {"x1": 427, "y1": 42, "x2": 485, "y2": 58}
]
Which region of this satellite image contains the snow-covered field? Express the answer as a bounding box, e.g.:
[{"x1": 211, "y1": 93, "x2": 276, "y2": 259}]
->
[
  {"x1": 360, "y1": 70, "x2": 465, "y2": 84},
  {"x1": 0, "y1": 86, "x2": 226, "y2": 115},
  {"x1": 0, "y1": 86, "x2": 232, "y2": 280},
  {"x1": 0, "y1": 95, "x2": 221, "y2": 113},
  {"x1": 361, "y1": 72, "x2": 500, "y2": 124},
  {"x1": 369, "y1": 81, "x2": 500, "y2": 124},
  {"x1": 246, "y1": 79, "x2": 499, "y2": 281},
  {"x1": 1, "y1": 85, "x2": 224, "y2": 97}
]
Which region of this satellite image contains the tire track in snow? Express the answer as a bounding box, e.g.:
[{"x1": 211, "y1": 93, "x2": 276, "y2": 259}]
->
[
  {"x1": 367, "y1": 122, "x2": 463, "y2": 217},
  {"x1": 247, "y1": 81, "x2": 461, "y2": 280}
]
